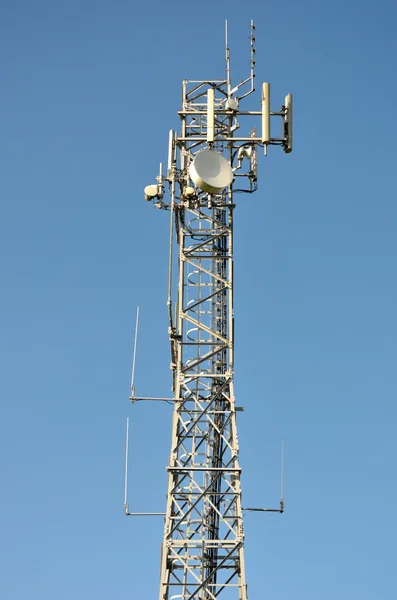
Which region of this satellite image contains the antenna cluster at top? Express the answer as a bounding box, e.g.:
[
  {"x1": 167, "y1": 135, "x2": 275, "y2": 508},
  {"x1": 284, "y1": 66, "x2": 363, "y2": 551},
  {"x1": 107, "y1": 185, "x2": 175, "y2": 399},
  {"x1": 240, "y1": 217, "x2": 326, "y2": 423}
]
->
[{"x1": 143, "y1": 19, "x2": 292, "y2": 210}]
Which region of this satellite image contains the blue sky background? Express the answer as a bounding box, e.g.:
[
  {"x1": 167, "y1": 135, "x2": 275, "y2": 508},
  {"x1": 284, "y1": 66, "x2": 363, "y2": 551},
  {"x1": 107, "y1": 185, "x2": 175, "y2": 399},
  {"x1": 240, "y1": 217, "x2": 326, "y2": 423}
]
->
[{"x1": 1, "y1": 1, "x2": 396, "y2": 598}]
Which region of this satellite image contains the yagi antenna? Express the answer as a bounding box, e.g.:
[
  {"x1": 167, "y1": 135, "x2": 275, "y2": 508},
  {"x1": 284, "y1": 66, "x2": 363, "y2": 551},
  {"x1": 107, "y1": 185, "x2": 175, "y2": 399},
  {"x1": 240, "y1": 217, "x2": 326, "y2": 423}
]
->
[{"x1": 130, "y1": 306, "x2": 140, "y2": 399}]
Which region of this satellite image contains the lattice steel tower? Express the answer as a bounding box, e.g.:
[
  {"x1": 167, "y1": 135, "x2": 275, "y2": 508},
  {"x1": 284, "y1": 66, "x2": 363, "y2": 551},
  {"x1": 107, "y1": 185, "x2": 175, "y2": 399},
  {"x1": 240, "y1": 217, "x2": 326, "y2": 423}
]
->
[{"x1": 125, "y1": 20, "x2": 292, "y2": 600}]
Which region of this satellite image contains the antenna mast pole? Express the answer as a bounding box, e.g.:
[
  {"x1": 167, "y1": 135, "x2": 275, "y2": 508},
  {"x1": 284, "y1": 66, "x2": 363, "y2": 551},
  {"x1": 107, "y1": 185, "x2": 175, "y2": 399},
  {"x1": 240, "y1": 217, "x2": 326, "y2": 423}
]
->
[
  {"x1": 131, "y1": 20, "x2": 293, "y2": 600},
  {"x1": 225, "y1": 19, "x2": 231, "y2": 96}
]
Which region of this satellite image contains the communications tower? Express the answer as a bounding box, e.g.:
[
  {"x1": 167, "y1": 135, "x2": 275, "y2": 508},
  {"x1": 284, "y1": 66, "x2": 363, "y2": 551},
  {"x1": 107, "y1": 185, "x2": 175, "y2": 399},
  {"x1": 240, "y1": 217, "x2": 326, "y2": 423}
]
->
[{"x1": 125, "y1": 20, "x2": 293, "y2": 600}]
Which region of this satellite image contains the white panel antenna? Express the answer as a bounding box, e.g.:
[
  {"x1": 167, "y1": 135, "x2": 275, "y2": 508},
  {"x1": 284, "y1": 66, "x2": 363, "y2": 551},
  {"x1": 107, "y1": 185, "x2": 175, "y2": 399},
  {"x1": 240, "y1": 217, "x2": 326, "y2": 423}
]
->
[
  {"x1": 261, "y1": 82, "x2": 271, "y2": 145},
  {"x1": 284, "y1": 94, "x2": 293, "y2": 153},
  {"x1": 207, "y1": 88, "x2": 214, "y2": 143}
]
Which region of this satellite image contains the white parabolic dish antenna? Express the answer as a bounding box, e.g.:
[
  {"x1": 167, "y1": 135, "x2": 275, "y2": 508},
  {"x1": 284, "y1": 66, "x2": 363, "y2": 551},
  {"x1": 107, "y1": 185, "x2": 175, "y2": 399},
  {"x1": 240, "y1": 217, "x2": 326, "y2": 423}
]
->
[{"x1": 189, "y1": 150, "x2": 233, "y2": 194}]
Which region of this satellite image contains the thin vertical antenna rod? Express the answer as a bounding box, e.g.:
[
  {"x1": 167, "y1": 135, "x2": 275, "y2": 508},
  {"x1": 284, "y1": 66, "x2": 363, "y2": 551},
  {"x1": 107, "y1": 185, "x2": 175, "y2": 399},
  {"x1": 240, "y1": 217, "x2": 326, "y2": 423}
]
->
[
  {"x1": 130, "y1": 306, "x2": 140, "y2": 396},
  {"x1": 225, "y1": 19, "x2": 231, "y2": 95},
  {"x1": 280, "y1": 439, "x2": 285, "y2": 511},
  {"x1": 124, "y1": 416, "x2": 129, "y2": 511},
  {"x1": 250, "y1": 18, "x2": 256, "y2": 82}
]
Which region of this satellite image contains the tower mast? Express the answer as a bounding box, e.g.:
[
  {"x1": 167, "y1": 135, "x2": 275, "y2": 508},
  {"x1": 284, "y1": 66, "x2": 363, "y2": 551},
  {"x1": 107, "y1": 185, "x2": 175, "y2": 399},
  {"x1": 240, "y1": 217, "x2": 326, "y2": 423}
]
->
[{"x1": 128, "y1": 20, "x2": 293, "y2": 600}]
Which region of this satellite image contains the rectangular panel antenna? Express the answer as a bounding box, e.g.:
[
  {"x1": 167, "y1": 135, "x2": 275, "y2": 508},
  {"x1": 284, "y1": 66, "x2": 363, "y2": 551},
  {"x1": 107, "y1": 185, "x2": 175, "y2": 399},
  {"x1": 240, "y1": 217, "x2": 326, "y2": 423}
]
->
[
  {"x1": 261, "y1": 82, "x2": 271, "y2": 144},
  {"x1": 284, "y1": 94, "x2": 293, "y2": 153},
  {"x1": 207, "y1": 88, "x2": 215, "y2": 143}
]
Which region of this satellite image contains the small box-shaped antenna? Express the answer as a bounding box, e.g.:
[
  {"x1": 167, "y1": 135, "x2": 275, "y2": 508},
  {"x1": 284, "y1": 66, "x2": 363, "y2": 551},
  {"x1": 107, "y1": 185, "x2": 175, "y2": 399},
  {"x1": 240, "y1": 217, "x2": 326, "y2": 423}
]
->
[
  {"x1": 284, "y1": 93, "x2": 293, "y2": 153},
  {"x1": 261, "y1": 82, "x2": 271, "y2": 144},
  {"x1": 207, "y1": 88, "x2": 215, "y2": 143}
]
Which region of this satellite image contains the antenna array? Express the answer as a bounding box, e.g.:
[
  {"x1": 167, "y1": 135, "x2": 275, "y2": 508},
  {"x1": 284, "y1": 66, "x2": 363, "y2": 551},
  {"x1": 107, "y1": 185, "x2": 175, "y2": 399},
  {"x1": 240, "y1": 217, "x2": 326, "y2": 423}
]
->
[{"x1": 127, "y1": 20, "x2": 292, "y2": 600}]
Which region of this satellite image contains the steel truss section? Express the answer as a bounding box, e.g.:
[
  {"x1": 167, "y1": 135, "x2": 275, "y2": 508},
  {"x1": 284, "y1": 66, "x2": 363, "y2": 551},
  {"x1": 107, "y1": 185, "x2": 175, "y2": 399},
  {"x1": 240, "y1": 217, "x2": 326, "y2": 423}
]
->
[{"x1": 158, "y1": 79, "x2": 249, "y2": 600}]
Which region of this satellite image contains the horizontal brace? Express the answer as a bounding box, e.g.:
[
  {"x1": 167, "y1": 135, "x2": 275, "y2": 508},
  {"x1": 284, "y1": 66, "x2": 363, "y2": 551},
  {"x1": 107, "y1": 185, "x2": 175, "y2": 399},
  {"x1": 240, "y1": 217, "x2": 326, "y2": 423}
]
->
[
  {"x1": 180, "y1": 137, "x2": 262, "y2": 142},
  {"x1": 168, "y1": 563, "x2": 241, "y2": 570},
  {"x1": 188, "y1": 204, "x2": 234, "y2": 208},
  {"x1": 125, "y1": 512, "x2": 166, "y2": 516},
  {"x1": 171, "y1": 515, "x2": 239, "y2": 524},
  {"x1": 178, "y1": 373, "x2": 231, "y2": 378},
  {"x1": 242, "y1": 507, "x2": 284, "y2": 513},
  {"x1": 179, "y1": 110, "x2": 282, "y2": 116},
  {"x1": 181, "y1": 341, "x2": 224, "y2": 345},
  {"x1": 183, "y1": 254, "x2": 232, "y2": 259},
  {"x1": 176, "y1": 410, "x2": 233, "y2": 414},
  {"x1": 124, "y1": 504, "x2": 165, "y2": 516},
  {"x1": 183, "y1": 228, "x2": 230, "y2": 236},
  {"x1": 167, "y1": 467, "x2": 241, "y2": 472},
  {"x1": 179, "y1": 137, "x2": 285, "y2": 142},
  {"x1": 167, "y1": 540, "x2": 240, "y2": 547},
  {"x1": 162, "y1": 580, "x2": 241, "y2": 584},
  {"x1": 130, "y1": 396, "x2": 175, "y2": 403}
]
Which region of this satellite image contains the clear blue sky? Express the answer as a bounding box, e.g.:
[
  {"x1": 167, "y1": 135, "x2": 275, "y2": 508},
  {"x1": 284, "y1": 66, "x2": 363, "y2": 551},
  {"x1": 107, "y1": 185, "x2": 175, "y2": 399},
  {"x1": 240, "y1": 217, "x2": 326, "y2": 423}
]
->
[{"x1": 1, "y1": 1, "x2": 396, "y2": 598}]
